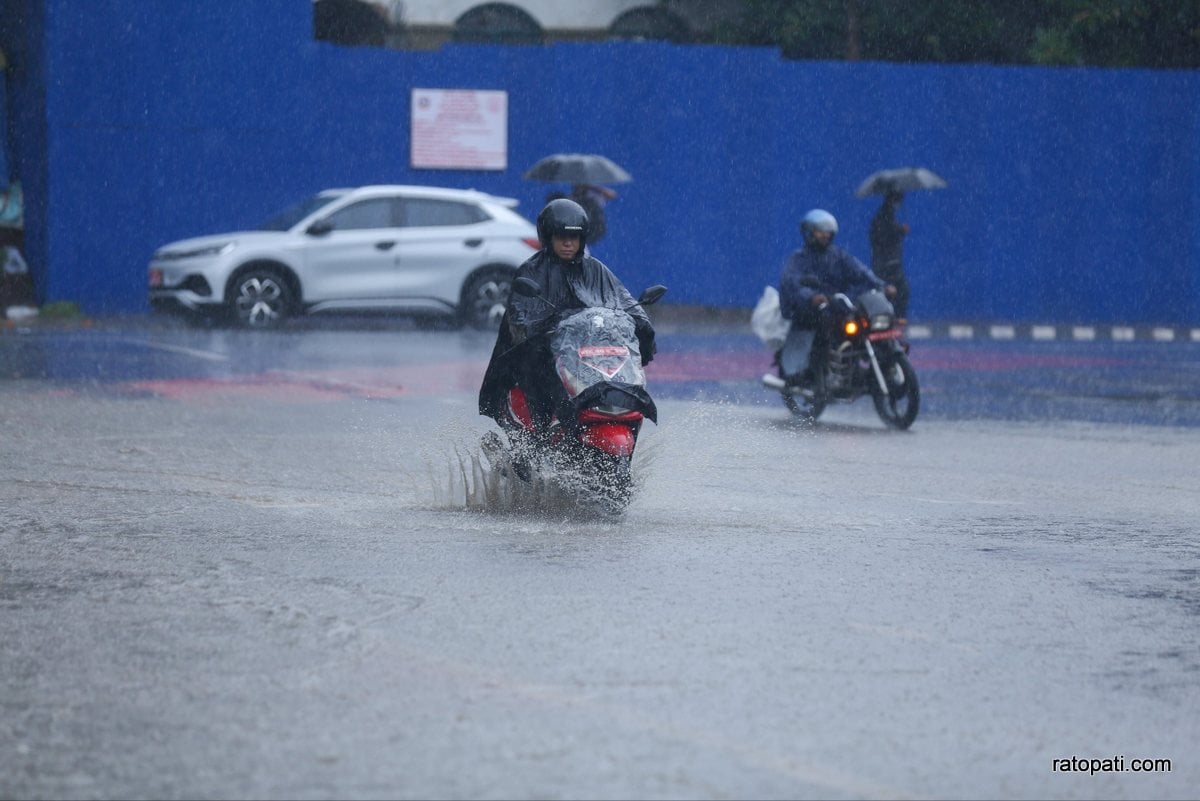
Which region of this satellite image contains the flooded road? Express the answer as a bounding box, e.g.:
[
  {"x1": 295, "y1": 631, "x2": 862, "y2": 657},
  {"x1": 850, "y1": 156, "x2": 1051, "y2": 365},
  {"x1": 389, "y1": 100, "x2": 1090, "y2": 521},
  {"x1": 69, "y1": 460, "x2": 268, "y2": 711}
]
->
[{"x1": 2, "y1": 316, "x2": 1198, "y2": 799}]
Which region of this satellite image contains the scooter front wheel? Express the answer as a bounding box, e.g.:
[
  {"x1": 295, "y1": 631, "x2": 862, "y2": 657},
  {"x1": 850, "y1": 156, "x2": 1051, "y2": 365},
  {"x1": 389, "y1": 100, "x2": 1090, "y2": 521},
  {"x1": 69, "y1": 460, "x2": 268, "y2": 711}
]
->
[{"x1": 581, "y1": 452, "x2": 633, "y2": 515}]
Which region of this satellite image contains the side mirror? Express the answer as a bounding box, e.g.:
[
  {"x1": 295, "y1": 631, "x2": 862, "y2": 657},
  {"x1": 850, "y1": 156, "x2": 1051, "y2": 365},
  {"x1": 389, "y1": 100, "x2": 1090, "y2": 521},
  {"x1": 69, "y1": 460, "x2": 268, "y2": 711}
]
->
[
  {"x1": 638, "y1": 285, "x2": 668, "y2": 306},
  {"x1": 306, "y1": 218, "x2": 334, "y2": 236},
  {"x1": 511, "y1": 277, "x2": 541, "y2": 297}
]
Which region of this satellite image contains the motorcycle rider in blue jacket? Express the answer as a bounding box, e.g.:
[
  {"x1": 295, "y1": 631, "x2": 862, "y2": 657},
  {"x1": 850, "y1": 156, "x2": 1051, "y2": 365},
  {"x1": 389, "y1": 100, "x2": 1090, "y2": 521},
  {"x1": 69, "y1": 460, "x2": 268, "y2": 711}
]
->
[{"x1": 778, "y1": 209, "x2": 896, "y2": 384}]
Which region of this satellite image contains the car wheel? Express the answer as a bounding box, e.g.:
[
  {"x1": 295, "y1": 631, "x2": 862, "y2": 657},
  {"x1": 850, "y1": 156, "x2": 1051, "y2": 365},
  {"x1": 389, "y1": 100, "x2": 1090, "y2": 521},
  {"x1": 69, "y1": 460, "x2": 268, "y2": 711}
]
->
[
  {"x1": 460, "y1": 269, "x2": 512, "y2": 331},
  {"x1": 229, "y1": 268, "x2": 293, "y2": 329}
]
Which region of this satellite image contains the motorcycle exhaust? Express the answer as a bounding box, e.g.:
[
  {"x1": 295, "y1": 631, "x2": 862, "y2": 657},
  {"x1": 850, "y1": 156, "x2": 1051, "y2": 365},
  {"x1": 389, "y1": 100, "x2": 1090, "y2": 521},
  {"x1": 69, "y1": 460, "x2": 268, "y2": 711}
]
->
[{"x1": 762, "y1": 372, "x2": 817, "y2": 398}]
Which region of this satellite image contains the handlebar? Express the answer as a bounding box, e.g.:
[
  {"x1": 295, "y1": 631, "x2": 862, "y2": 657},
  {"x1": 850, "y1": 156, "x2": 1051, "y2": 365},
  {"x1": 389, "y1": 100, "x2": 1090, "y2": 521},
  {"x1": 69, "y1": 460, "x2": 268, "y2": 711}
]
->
[
  {"x1": 816, "y1": 292, "x2": 854, "y2": 313},
  {"x1": 500, "y1": 278, "x2": 667, "y2": 361}
]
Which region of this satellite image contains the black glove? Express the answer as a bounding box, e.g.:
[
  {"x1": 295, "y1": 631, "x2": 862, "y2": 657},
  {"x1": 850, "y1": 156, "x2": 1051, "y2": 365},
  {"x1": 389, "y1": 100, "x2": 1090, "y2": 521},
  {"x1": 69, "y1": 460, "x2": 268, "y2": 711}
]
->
[{"x1": 638, "y1": 331, "x2": 657, "y2": 366}]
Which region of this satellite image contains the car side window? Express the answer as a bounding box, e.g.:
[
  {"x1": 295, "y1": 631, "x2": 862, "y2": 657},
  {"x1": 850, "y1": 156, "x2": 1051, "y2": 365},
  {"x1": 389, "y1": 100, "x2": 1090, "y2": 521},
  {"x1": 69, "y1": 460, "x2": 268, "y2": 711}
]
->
[
  {"x1": 401, "y1": 199, "x2": 489, "y2": 227},
  {"x1": 326, "y1": 198, "x2": 400, "y2": 231}
]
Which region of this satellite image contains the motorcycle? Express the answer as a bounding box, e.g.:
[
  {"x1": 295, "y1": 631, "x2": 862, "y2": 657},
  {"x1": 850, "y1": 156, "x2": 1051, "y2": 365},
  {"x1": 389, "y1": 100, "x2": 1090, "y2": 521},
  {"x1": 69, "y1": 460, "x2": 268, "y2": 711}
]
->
[
  {"x1": 761, "y1": 289, "x2": 920, "y2": 429},
  {"x1": 483, "y1": 277, "x2": 668, "y2": 513}
]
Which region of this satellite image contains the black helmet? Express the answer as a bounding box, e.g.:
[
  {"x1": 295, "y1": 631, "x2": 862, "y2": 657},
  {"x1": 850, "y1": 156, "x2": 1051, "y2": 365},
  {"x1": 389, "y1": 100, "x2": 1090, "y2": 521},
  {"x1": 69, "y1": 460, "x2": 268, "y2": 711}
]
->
[{"x1": 537, "y1": 198, "x2": 590, "y2": 249}]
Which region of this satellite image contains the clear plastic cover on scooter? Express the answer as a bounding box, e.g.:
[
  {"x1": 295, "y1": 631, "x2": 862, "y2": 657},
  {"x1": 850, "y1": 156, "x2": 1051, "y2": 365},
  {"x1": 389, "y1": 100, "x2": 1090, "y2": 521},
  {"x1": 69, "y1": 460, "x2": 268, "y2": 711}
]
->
[{"x1": 551, "y1": 307, "x2": 646, "y2": 400}]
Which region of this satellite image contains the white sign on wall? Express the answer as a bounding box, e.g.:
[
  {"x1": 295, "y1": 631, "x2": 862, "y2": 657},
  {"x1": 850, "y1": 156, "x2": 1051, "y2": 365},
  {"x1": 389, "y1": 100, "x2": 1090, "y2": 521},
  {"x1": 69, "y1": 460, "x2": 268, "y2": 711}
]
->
[{"x1": 410, "y1": 88, "x2": 508, "y2": 171}]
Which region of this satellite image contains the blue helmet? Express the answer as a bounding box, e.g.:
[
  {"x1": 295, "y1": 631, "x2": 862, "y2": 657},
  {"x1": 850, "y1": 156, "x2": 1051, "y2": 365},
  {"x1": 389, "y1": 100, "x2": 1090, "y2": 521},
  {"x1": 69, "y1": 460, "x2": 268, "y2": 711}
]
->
[{"x1": 800, "y1": 209, "x2": 838, "y2": 246}]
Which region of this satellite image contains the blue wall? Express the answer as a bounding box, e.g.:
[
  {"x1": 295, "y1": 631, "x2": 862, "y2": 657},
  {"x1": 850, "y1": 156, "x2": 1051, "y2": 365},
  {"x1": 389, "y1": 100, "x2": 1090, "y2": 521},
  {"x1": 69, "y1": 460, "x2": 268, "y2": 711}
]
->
[{"x1": 10, "y1": 0, "x2": 1200, "y2": 323}]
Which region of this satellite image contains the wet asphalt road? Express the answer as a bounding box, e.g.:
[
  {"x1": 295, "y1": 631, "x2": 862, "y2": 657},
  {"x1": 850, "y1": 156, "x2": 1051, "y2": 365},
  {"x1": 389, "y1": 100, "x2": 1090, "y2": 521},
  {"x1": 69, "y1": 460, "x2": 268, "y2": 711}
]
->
[{"x1": 1, "y1": 314, "x2": 1199, "y2": 799}]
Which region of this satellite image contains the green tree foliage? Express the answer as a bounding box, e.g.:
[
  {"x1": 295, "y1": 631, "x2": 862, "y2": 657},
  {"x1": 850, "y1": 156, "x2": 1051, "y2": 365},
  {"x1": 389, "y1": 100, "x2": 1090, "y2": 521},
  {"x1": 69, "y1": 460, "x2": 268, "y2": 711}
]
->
[
  {"x1": 313, "y1": 0, "x2": 391, "y2": 47},
  {"x1": 856, "y1": 0, "x2": 1052, "y2": 64},
  {"x1": 1029, "y1": 0, "x2": 1200, "y2": 68},
  {"x1": 704, "y1": 0, "x2": 1199, "y2": 69}
]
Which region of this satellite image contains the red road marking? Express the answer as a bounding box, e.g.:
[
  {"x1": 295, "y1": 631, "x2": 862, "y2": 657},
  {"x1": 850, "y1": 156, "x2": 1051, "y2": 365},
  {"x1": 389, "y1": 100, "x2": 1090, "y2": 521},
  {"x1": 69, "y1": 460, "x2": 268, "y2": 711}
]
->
[{"x1": 101, "y1": 346, "x2": 1137, "y2": 403}]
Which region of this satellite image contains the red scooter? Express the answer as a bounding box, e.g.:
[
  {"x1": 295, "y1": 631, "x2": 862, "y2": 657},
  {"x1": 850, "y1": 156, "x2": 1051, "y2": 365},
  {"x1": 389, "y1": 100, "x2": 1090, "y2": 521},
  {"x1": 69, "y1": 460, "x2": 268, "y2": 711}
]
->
[{"x1": 485, "y1": 277, "x2": 667, "y2": 514}]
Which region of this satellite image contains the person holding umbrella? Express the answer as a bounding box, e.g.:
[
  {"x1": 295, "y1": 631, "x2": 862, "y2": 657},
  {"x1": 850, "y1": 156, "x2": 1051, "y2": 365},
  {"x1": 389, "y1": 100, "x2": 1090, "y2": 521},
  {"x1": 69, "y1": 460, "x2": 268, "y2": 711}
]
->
[
  {"x1": 869, "y1": 189, "x2": 911, "y2": 318},
  {"x1": 569, "y1": 183, "x2": 617, "y2": 246},
  {"x1": 856, "y1": 166, "x2": 947, "y2": 320},
  {"x1": 524, "y1": 154, "x2": 632, "y2": 249}
]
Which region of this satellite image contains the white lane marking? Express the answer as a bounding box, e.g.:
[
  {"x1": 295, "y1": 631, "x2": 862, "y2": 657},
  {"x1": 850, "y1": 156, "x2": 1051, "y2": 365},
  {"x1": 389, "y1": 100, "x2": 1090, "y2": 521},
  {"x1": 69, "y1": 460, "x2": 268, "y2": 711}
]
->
[
  {"x1": 989, "y1": 325, "x2": 1015, "y2": 340},
  {"x1": 1112, "y1": 327, "x2": 1136, "y2": 342},
  {"x1": 1031, "y1": 325, "x2": 1057, "y2": 340}
]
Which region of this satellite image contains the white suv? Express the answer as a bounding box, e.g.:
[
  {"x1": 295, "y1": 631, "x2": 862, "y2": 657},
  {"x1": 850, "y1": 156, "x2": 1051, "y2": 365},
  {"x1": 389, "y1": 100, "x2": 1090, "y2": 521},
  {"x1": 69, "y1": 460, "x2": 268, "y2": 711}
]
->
[{"x1": 148, "y1": 185, "x2": 540, "y2": 329}]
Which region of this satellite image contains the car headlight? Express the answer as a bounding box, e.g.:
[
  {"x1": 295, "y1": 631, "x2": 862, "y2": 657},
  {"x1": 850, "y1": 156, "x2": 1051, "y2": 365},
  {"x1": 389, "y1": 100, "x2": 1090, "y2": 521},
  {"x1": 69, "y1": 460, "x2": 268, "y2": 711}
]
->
[{"x1": 156, "y1": 242, "x2": 236, "y2": 260}]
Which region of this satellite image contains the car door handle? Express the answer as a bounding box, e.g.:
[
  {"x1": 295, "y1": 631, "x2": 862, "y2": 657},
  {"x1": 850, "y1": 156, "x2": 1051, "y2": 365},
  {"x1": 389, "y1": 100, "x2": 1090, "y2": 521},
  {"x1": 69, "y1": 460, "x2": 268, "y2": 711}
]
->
[
  {"x1": 375, "y1": 241, "x2": 396, "y2": 251},
  {"x1": 463, "y1": 238, "x2": 483, "y2": 248}
]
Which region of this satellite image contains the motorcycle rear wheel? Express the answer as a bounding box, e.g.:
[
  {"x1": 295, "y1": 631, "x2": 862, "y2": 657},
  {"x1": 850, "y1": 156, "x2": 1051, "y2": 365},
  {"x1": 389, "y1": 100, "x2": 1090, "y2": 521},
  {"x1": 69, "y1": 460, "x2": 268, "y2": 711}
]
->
[{"x1": 871, "y1": 351, "x2": 920, "y2": 430}]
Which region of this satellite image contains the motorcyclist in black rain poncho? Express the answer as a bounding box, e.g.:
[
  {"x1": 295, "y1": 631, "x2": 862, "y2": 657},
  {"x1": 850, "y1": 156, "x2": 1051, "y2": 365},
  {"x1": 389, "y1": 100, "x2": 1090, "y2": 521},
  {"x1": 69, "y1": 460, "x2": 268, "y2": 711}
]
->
[{"x1": 479, "y1": 198, "x2": 656, "y2": 435}]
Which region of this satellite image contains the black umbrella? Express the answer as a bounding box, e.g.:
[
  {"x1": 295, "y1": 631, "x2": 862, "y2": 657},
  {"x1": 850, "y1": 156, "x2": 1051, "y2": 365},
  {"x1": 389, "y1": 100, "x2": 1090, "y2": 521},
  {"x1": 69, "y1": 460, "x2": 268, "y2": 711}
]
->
[
  {"x1": 523, "y1": 153, "x2": 633, "y2": 184},
  {"x1": 855, "y1": 167, "x2": 947, "y2": 197}
]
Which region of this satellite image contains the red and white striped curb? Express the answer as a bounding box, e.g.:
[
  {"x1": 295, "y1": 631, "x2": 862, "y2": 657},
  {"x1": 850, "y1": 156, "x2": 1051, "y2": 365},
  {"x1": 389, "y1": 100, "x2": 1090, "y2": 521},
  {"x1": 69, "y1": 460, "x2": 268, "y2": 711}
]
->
[{"x1": 904, "y1": 324, "x2": 1200, "y2": 343}]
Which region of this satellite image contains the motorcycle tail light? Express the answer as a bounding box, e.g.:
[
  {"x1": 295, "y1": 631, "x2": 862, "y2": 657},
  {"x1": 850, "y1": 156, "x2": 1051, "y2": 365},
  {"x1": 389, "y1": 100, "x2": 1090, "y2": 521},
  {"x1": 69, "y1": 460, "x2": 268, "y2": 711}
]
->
[
  {"x1": 580, "y1": 407, "x2": 642, "y2": 423},
  {"x1": 844, "y1": 320, "x2": 859, "y2": 336}
]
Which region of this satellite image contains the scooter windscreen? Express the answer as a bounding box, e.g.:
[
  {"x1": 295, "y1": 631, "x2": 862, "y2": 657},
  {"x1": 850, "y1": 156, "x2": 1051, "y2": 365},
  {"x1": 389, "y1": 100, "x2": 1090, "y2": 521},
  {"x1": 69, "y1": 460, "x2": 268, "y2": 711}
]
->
[{"x1": 551, "y1": 307, "x2": 646, "y2": 399}]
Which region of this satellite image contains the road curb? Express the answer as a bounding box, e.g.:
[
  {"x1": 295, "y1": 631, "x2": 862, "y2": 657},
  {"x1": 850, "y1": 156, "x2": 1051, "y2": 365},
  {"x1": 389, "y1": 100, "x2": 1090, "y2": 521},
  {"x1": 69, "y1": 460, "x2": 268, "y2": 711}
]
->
[
  {"x1": 904, "y1": 322, "x2": 1200, "y2": 343},
  {"x1": 648, "y1": 305, "x2": 1200, "y2": 344},
  {"x1": 5, "y1": 309, "x2": 1200, "y2": 345}
]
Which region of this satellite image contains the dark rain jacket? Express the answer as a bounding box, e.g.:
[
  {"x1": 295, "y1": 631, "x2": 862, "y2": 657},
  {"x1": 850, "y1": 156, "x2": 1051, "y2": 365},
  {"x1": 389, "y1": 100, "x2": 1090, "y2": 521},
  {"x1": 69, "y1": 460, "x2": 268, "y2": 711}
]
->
[
  {"x1": 869, "y1": 199, "x2": 907, "y2": 281},
  {"x1": 478, "y1": 248, "x2": 656, "y2": 422},
  {"x1": 571, "y1": 189, "x2": 607, "y2": 244},
  {"x1": 778, "y1": 244, "x2": 885, "y2": 329}
]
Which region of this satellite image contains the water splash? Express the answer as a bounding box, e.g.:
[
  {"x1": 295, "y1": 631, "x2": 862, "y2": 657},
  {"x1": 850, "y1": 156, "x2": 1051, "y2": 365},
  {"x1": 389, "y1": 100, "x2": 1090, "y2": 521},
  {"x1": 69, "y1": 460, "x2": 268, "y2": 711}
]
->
[{"x1": 422, "y1": 427, "x2": 640, "y2": 520}]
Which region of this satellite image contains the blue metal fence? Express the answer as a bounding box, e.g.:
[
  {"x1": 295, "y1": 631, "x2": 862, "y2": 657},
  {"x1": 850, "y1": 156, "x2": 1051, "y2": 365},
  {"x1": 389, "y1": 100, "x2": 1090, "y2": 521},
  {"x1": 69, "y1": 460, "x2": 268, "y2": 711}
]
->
[{"x1": 10, "y1": 0, "x2": 1199, "y2": 323}]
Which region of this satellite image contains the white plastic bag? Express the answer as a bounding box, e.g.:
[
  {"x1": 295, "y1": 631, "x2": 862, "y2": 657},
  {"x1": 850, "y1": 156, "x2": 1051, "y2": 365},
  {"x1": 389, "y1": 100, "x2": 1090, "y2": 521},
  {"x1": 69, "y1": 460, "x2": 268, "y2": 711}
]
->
[{"x1": 750, "y1": 285, "x2": 790, "y2": 351}]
